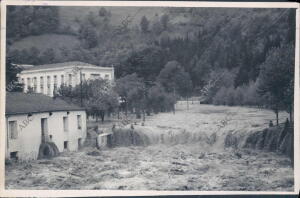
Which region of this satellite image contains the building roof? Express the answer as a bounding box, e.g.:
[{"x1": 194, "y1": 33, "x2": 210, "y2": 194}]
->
[
  {"x1": 23, "y1": 61, "x2": 111, "y2": 71},
  {"x1": 6, "y1": 92, "x2": 85, "y2": 116}
]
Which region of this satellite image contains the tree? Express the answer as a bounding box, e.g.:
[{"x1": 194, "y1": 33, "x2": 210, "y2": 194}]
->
[
  {"x1": 241, "y1": 81, "x2": 261, "y2": 107},
  {"x1": 86, "y1": 11, "x2": 97, "y2": 27},
  {"x1": 58, "y1": 84, "x2": 74, "y2": 101},
  {"x1": 200, "y1": 68, "x2": 237, "y2": 104},
  {"x1": 140, "y1": 16, "x2": 149, "y2": 33},
  {"x1": 257, "y1": 44, "x2": 294, "y2": 125},
  {"x1": 84, "y1": 79, "x2": 119, "y2": 122},
  {"x1": 99, "y1": 7, "x2": 110, "y2": 17},
  {"x1": 115, "y1": 73, "x2": 145, "y2": 118},
  {"x1": 157, "y1": 61, "x2": 193, "y2": 109},
  {"x1": 6, "y1": 56, "x2": 23, "y2": 92},
  {"x1": 152, "y1": 15, "x2": 163, "y2": 35},
  {"x1": 78, "y1": 24, "x2": 98, "y2": 48},
  {"x1": 160, "y1": 14, "x2": 169, "y2": 30},
  {"x1": 189, "y1": 55, "x2": 211, "y2": 88},
  {"x1": 213, "y1": 86, "x2": 227, "y2": 105},
  {"x1": 177, "y1": 71, "x2": 193, "y2": 109},
  {"x1": 117, "y1": 46, "x2": 168, "y2": 82},
  {"x1": 8, "y1": 49, "x2": 22, "y2": 64},
  {"x1": 7, "y1": 6, "x2": 59, "y2": 40},
  {"x1": 147, "y1": 84, "x2": 176, "y2": 113},
  {"x1": 58, "y1": 79, "x2": 119, "y2": 122}
]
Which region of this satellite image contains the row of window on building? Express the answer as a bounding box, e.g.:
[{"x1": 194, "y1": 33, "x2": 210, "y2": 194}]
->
[
  {"x1": 9, "y1": 115, "x2": 82, "y2": 140},
  {"x1": 21, "y1": 73, "x2": 110, "y2": 94},
  {"x1": 22, "y1": 74, "x2": 82, "y2": 93}
]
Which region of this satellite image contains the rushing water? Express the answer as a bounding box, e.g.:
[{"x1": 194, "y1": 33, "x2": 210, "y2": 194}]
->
[
  {"x1": 111, "y1": 103, "x2": 292, "y2": 154},
  {"x1": 5, "y1": 103, "x2": 294, "y2": 191}
]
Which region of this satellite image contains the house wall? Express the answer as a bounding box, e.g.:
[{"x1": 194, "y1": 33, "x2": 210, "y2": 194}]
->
[
  {"x1": 6, "y1": 110, "x2": 87, "y2": 160},
  {"x1": 19, "y1": 65, "x2": 114, "y2": 97}
]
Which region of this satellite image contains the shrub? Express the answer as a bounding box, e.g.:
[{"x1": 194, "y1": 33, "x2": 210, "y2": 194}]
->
[{"x1": 212, "y1": 81, "x2": 263, "y2": 107}]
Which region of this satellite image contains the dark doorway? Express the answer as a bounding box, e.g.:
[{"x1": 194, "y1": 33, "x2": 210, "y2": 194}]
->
[
  {"x1": 78, "y1": 138, "x2": 82, "y2": 149},
  {"x1": 10, "y1": 151, "x2": 18, "y2": 160},
  {"x1": 41, "y1": 118, "x2": 48, "y2": 143},
  {"x1": 64, "y1": 141, "x2": 68, "y2": 150}
]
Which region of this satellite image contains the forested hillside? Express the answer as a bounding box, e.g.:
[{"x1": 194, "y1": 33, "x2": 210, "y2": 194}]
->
[{"x1": 6, "y1": 6, "x2": 296, "y2": 112}]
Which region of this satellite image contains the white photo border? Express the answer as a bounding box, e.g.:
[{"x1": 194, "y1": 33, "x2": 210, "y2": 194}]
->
[{"x1": 0, "y1": 1, "x2": 299, "y2": 197}]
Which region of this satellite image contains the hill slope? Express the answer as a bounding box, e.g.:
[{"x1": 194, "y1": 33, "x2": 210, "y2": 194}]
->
[{"x1": 9, "y1": 34, "x2": 80, "y2": 54}]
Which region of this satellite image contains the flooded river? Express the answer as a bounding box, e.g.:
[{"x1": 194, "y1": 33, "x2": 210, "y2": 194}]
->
[{"x1": 5, "y1": 103, "x2": 294, "y2": 191}]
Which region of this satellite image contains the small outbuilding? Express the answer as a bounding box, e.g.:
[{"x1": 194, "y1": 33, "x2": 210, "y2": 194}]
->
[{"x1": 5, "y1": 92, "x2": 87, "y2": 160}]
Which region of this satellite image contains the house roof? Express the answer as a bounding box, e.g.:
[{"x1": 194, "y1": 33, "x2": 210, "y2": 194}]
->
[
  {"x1": 6, "y1": 92, "x2": 85, "y2": 116},
  {"x1": 22, "y1": 61, "x2": 111, "y2": 71}
]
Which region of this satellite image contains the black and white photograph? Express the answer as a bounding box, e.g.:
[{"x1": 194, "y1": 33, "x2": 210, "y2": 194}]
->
[{"x1": 1, "y1": 1, "x2": 299, "y2": 194}]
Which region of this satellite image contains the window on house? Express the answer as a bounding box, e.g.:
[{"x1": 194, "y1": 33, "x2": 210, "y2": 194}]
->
[
  {"x1": 40, "y1": 77, "x2": 44, "y2": 85},
  {"x1": 27, "y1": 78, "x2": 31, "y2": 90},
  {"x1": 40, "y1": 77, "x2": 44, "y2": 93},
  {"x1": 8, "y1": 121, "x2": 18, "y2": 139},
  {"x1": 63, "y1": 116, "x2": 68, "y2": 132},
  {"x1": 10, "y1": 152, "x2": 18, "y2": 160},
  {"x1": 64, "y1": 141, "x2": 68, "y2": 149},
  {"x1": 78, "y1": 138, "x2": 82, "y2": 149},
  {"x1": 68, "y1": 74, "x2": 72, "y2": 86},
  {"x1": 33, "y1": 77, "x2": 37, "y2": 92},
  {"x1": 77, "y1": 115, "x2": 82, "y2": 130},
  {"x1": 61, "y1": 75, "x2": 64, "y2": 85},
  {"x1": 47, "y1": 76, "x2": 51, "y2": 86},
  {"x1": 47, "y1": 76, "x2": 51, "y2": 95},
  {"x1": 54, "y1": 75, "x2": 57, "y2": 85},
  {"x1": 105, "y1": 74, "x2": 109, "y2": 79},
  {"x1": 91, "y1": 74, "x2": 100, "y2": 79},
  {"x1": 41, "y1": 118, "x2": 48, "y2": 143},
  {"x1": 81, "y1": 73, "x2": 86, "y2": 81},
  {"x1": 53, "y1": 75, "x2": 57, "y2": 92}
]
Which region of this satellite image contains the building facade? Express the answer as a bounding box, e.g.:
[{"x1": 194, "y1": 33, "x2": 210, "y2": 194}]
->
[
  {"x1": 5, "y1": 92, "x2": 87, "y2": 160},
  {"x1": 18, "y1": 61, "x2": 114, "y2": 97}
]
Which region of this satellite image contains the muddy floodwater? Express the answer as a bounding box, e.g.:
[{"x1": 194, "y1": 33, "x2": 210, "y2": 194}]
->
[{"x1": 5, "y1": 103, "x2": 294, "y2": 191}]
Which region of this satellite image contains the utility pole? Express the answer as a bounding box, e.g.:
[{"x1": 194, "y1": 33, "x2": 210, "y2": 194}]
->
[
  {"x1": 187, "y1": 97, "x2": 189, "y2": 110},
  {"x1": 173, "y1": 86, "x2": 176, "y2": 114},
  {"x1": 143, "y1": 86, "x2": 146, "y2": 122},
  {"x1": 73, "y1": 65, "x2": 83, "y2": 107}
]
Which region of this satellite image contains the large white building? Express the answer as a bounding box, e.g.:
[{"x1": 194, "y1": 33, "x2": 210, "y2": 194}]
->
[
  {"x1": 5, "y1": 92, "x2": 87, "y2": 160},
  {"x1": 18, "y1": 61, "x2": 115, "y2": 97}
]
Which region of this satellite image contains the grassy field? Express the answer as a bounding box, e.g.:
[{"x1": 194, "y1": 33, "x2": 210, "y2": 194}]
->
[
  {"x1": 5, "y1": 103, "x2": 293, "y2": 191},
  {"x1": 59, "y1": 7, "x2": 166, "y2": 30},
  {"x1": 9, "y1": 34, "x2": 80, "y2": 55}
]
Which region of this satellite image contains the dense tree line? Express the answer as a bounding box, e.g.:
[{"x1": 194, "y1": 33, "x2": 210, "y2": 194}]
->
[
  {"x1": 6, "y1": 7, "x2": 296, "y2": 123},
  {"x1": 7, "y1": 6, "x2": 60, "y2": 42},
  {"x1": 7, "y1": 8, "x2": 295, "y2": 80},
  {"x1": 210, "y1": 43, "x2": 294, "y2": 125}
]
